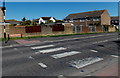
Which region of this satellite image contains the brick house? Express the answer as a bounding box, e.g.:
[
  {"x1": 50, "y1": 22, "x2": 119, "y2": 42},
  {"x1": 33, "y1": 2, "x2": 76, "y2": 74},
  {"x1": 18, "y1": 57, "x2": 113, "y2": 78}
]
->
[
  {"x1": 111, "y1": 16, "x2": 119, "y2": 29},
  {"x1": 63, "y1": 9, "x2": 111, "y2": 33},
  {"x1": 0, "y1": 7, "x2": 4, "y2": 38},
  {"x1": 0, "y1": 7, "x2": 4, "y2": 23}
]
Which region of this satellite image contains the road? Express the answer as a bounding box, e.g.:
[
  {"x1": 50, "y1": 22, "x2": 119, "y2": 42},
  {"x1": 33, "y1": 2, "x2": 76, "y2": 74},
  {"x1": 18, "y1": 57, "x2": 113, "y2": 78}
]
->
[{"x1": 2, "y1": 32, "x2": 119, "y2": 77}]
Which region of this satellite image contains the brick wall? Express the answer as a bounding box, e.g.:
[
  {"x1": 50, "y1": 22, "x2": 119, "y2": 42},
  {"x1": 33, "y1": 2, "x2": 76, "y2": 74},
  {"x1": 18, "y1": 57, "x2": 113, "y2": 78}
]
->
[
  {"x1": 82, "y1": 26, "x2": 89, "y2": 33},
  {"x1": 96, "y1": 26, "x2": 103, "y2": 32},
  {"x1": 108, "y1": 26, "x2": 116, "y2": 32}
]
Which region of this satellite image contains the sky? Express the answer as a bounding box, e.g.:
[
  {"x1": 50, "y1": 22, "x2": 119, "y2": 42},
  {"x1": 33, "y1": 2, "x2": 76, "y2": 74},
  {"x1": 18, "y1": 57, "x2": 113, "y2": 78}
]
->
[
  {"x1": 4, "y1": 2, "x2": 118, "y2": 21},
  {"x1": 1, "y1": 0, "x2": 119, "y2": 2}
]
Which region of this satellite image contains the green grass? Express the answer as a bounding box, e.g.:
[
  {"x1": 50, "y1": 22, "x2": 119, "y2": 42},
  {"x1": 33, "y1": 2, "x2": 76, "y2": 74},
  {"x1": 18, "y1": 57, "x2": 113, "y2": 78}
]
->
[{"x1": 0, "y1": 31, "x2": 119, "y2": 41}]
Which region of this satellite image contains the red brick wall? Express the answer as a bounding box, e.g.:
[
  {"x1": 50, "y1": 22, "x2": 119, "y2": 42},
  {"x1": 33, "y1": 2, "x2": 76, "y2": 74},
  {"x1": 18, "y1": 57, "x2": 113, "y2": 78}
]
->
[
  {"x1": 96, "y1": 26, "x2": 103, "y2": 32},
  {"x1": 82, "y1": 26, "x2": 89, "y2": 33}
]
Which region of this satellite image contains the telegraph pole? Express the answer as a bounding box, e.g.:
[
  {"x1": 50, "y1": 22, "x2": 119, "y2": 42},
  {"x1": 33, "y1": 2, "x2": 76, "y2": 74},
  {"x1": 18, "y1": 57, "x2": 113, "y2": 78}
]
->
[{"x1": 2, "y1": 0, "x2": 6, "y2": 43}]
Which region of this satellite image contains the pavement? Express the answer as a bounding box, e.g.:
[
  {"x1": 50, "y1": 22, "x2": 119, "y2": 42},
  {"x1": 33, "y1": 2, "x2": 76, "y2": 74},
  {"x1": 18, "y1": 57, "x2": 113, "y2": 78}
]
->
[{"x1": 1, "y1": 32, "x2": 120, "y2": 77}]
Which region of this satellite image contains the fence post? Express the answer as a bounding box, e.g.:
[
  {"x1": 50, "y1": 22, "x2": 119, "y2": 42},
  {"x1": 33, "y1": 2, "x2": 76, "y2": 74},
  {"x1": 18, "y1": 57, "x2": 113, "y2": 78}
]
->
[
  {"x1": 21, "y1": 34, "x2": 22, "y2": 38},
  {"x1": 8, "y1": 34, "x2": 10, "y2": 40}
]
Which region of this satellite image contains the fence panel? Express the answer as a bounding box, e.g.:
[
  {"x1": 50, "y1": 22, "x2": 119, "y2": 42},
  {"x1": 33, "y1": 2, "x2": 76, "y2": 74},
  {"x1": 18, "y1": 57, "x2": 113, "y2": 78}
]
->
[
  {"x1": 25, "y1": 26, "x2": 41, "y2": 33},
  {"x1": 52, "y1": 25, "x2": 64, "y2": 31}
]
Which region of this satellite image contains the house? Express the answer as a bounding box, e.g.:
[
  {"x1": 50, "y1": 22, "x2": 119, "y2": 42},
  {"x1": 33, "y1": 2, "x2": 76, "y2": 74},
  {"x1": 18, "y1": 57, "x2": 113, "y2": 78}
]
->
[
  {"x1": 0, "y1": 7, "x2": 4, "y2": 23},
  {"x1": 35, "y1": 17, "x2": 56, "y2": 25},
  {"x1": 111, "y1": 16, "x2": 119, "y2": 29},
  {"x1": 5, "y1": 19, "x2": 21, "y2": 25},
  {"x1": 0, "y1": 7, "x2": 4, "y2": 38},
  {"x1": 63, "y1": 9, "x2": 111, "y2": 33}
]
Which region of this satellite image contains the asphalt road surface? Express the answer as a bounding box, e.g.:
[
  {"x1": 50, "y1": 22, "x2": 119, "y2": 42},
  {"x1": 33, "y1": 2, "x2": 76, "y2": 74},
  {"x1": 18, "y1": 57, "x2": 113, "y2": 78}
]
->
[{"x1": 2, "y1": 32, "x2": 120, "y2": 77}]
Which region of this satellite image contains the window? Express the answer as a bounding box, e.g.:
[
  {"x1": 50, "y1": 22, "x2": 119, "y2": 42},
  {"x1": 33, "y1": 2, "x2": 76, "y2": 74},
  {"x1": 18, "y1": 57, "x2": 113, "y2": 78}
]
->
[
  {"x1": 115, "y1": 21, "x2": 118, "y2": 23},
  {"x1": 74, "y1": 20, "x2": 78, "y2": 22},
  {"x1": 89, "y1": 26, "x2": 96, "y2": 32},
  {"x1": 112, "y1": 21, "x2": 114, "y2": 23},
  {"x1": 73, "y1": 25, "x2": 82, "y2": 33},
  {"x1": 93, "y1": 19, "x2": 99, "y2": 21},
  {"x1": 80, "y1": 19, "x2": 85, "y2": 22}
]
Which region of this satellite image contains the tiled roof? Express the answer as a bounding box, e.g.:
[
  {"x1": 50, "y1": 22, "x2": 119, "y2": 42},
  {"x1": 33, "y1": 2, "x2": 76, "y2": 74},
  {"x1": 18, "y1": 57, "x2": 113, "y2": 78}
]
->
[
  {"x1": 64, "y1": 9, "x2": 106, "y2": 20},
  {"x1": 41, "y1": 17, "x2": 51, "y2": 20},
  {"x1": 35, "y1": 17, "x2": 56, "y2": 21},
  {"x1": 5, "y1": 19, "x2": 21, "y2": 23},
  {"x1": 111, "y1": 16, "x2": 119, "y2": 20}
]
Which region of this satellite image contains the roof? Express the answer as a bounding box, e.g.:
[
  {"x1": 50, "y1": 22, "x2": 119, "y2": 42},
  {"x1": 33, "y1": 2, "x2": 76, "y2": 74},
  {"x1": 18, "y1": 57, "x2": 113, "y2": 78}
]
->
[
  {"x1": 111, "y1": 16, "x2": 119, "y2": 20},
  {"x1": 64, "y1": 9, "x2": 106, "y2": 20},
  {"x1": 35, "y1": 17, "x2": 56, "y2": 21},
  {"x1": 5, "y1": 19, "x2": 21, "y2": 23},
  {"x1": 41, "y1": 17, "x2": 51, "y2": 20}
]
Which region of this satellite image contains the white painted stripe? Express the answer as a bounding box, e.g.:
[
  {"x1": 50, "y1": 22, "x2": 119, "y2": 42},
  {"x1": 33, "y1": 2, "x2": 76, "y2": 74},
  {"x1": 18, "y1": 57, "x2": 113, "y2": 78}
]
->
[
  {"x1": 51, "y1": 51, "x2": 80, "y2": 59},
  {"x1": 28, "y1": 56, "x2": 34, "y2": 59},
  {"x1": 24, "y1": 44, "x2": 36, "y2": 46},
  {"x1": 38, "y1": 63, "x2": 47, "y2": 68},
  {"x1": 90, "y1": 50, "x2": 98, "y2": 53},
  {"x1": 111, "y1": 55, "x2": 119, "y2": 58},
  {"x1": 35, "y1": 52, "x2": 40, "y2": 54},
  {"x1": 14, "y1": 48, "x2": 18, "y2": 50},
  {"x1": 31, "y1": 45, "x2": 54, "y2": 49},
  {"x1": 68, "y1": 57, "x2": 103, "y2": 69},
  {"x1": 39, "y1": 47, "x2": 66, "y2": 53}
]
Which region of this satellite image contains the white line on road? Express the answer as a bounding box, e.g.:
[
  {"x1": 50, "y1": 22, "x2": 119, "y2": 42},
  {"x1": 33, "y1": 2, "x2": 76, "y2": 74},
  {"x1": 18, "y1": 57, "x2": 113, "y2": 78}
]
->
[
  {"x1": 24, "y1": 44, "x2": 36, "y2": 46},
  {"x1": 31, "y1": 45, "x2": 54, "y2": 49},
  {"x1": 14, "y1": 48, "x2": 18, "y2": 50},
  {"x1": 35, "y1": 52, "x2": 40, "y2": 54},
  {"x1": 38, "y1": 47, "x2": 66, "y2": 53},
  {"x1": 38, "y1": 63, "x2": 47, "y2": 68},
  {"x1": 111, "y1": 55, "x2": 119, "y2": 58},
  {"x1": 28, "y1": 56, "x2": 34, "y2": 59},
  {"x1": 68, "y1": 57, "x2": 103, "y2": 69},
  {"x1": 51, "y1": 51, "x2": 80, "y2": 59},
  {"x1": 90, "y1": 50, "x2": 98, "y2": 53}
]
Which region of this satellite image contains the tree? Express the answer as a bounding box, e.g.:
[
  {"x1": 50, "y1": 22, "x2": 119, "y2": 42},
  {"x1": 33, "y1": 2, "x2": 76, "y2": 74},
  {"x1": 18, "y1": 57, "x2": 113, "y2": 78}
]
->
[
  {"x1": 55, "y1": 20, "x2": 64, "y2": 23},
  {"x1": 25, "y1": 20, "x2": 31, "y2": 25},
  {"x1": 31, "y1": 19, "x2": 37, "y2": 26},
  {"x1": 22, "y1": 17, "x2": 26, "y2": 22}
]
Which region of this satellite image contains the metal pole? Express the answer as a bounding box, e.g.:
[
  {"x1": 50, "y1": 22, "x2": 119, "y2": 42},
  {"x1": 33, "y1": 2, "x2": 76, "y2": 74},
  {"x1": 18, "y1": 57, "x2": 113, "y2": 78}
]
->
[
  {"x1": 118, "y1": 1, "x2": 120, "y2": 31},
  {"x1": 3, "y1": 0, "x2": 6, "y2": 43}
]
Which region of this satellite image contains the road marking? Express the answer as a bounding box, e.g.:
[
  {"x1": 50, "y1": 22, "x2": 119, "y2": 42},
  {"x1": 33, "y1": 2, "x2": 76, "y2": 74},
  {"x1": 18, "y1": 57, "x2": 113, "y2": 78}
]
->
[
  {"x1": 28, "y1": 56, "x2": 34, "y2": 59},
  {"x1": 111, "y1": 55, "x2": 119, "y2": 58},
  {"x1": 90, "y1": 50, "x2": 98, "y2": 53},
  {"x1": 68, "y1": 57, "x2": 103, "y2": 69},
  {"x1": 14, "y1": 48, "x2": 18, "y2": 50},
  {"x1": 31, "y1": 45, "x2": 54, "y2": 49},
  {"x1": 38, "y1": 63, "x2": 47, "y2": 68},
  {"x1": 51, "y1": 51, "x2": 80, "y2": 59},
  {"x1": 24, "y1": 44, "x2": 36, "y2": 46},
  {"x1": 86, "y1": 75, "x2": 92, "y2": 76},
  {"x1": 35, "y1": 52, "x2": 40, "y2": 54},
  {"x1": 38, "y1": 47, "x2": 66, "y2": 53}
]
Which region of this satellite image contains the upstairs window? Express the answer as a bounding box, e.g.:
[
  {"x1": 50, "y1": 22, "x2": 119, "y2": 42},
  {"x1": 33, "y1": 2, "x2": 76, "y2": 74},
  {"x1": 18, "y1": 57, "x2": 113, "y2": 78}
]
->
[
  {"x1": 80, "y1": 19, "x2": 85, "y2": 22},
  {"x1": 93, "y1": 19, "x2": 99, "y2": 21}
]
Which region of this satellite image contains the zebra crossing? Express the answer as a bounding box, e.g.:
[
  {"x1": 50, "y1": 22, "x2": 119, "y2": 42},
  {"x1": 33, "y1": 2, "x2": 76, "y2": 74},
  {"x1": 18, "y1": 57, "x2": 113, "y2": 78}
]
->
[{"x1": 29, "y1": 44, "x2": 118, "y2": 69}]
